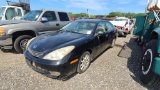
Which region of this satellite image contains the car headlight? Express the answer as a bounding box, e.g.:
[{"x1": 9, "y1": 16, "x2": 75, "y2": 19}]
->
[
  {"x1": 26, "y1": 37, "x2": 35, "y2": 49},
  {"x1": 43, "y1": 46, "x2": 75, "y2": 60},
  {"x1": 0, "y1": 27, "x2": 5, "y2": 36}
]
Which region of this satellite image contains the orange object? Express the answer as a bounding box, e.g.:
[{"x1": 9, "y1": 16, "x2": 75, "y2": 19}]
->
[{"x1": 70, "y1": 59, "x2": 78, "y2": 64}]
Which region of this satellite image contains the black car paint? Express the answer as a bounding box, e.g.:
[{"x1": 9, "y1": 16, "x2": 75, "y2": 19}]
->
[{"x1": 24, "y1": 20, "x2": 117, "y2": 79}]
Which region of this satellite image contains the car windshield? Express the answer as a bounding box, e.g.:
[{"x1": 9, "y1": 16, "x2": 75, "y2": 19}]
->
[
  {"x1": 62, "y1": 21, "x2": 97, "y2": 35},
  {"x1": 0, "y1": 7, "x2": 5, "y2": 19},
  {"x1": 115, "y1": 19, "x2": 127, "y2": 21},
  {"x1": 22, "y1": 10, "x2": 42, "y2": 21}
]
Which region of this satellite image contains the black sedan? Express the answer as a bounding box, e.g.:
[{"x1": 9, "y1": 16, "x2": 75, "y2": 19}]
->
[{"x1": 24, "y1": 19, "x2": 117, "y2": 80}]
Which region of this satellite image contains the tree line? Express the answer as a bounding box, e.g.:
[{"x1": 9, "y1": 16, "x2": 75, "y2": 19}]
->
[
  {"x1": 69, "y1": 12, "x2": 145, "y2": 19},
  {"x1": 108, "y1": 12, "x2": 145, "y2": 18}
]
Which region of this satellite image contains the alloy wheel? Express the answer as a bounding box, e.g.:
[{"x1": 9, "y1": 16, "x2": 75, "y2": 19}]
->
[
  {"x1": 20, "y1": 39, "x2": 29, "y2": 50},
  {"x1": 80, "y1": 53, "x2": 90, "y2": 71}
]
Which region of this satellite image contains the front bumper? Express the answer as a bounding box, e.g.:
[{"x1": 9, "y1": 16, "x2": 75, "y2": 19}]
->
[
  {"x1": 24, "y1": 50, "x2": 78, "y2": 78},
  {"x1": 0, "y1": 35, "x2": 12, "y2": 49},
  {"x1": 153, "y1": 57, "x2": 160, "y2": 76}
]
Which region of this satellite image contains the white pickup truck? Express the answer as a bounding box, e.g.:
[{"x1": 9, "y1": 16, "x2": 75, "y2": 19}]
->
[
  {"x1": 0, "y1": 6, "x2": 24, "y2": 20},
  {"x1": 110, "y1": 17, "x2": 132, "y2": 37}
]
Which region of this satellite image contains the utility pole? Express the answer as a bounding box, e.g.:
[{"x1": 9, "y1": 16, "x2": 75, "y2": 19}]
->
[
  {"x1": 6, "y1": 0, "x2": 9, "y2": 5},
  {"x1": 87, "y1": 9, "x2": 90, "y2": 18}
]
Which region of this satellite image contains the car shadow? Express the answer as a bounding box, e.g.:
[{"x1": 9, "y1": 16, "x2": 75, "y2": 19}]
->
[
  {"x1": 117, "y1": 37, "x2": 153, "y2": 89},
  {"x1": 91, "y1": 42, "x2": 125, "y2": 64},
  {"x1": 0, "y1": 49, "x2": 20, "y2": 54},
  {"x1": 118, "y1": 37, "x2": 160, "y2": 90}
]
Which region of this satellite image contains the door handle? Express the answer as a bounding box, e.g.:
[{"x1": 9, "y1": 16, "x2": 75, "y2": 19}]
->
[{"x1": 56, "y1": 23, "x2": 60, "y2": 26}]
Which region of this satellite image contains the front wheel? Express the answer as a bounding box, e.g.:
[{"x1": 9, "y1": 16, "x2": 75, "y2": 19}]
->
[
  {"x1": 77, "y1": 51, "x2": 91, "y2": 74},
  {"x1": 14, "y1": 35, "x2": 32, "y2": 53},
  {"x1": 140, "y1": 40, "x2": 160, "y2": 89}
]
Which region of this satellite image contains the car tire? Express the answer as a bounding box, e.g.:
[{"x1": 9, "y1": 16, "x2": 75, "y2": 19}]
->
[
  {"x1": 77, "y1": 51, "x2": 91, "y2": 74},
  {"x1": 123, "y1": 33, "x2": 127, "y2": 37},
  {"x1": 14, "y1": 35, "x2": 32, "y2": 53},
  {"x1": 128, "y1": 31, "x2": 131, "y2": 34},
  {"x1": 140, "y1": 39, "x2": 160, "y2": 89},
  {"x1": 110, "y1": 38, "x2": 116, "y2": 48}
]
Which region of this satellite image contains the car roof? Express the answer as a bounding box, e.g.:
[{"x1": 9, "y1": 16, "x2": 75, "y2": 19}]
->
[{"x1": 75, "y1": 19, "x2": 108, "y2": 22}]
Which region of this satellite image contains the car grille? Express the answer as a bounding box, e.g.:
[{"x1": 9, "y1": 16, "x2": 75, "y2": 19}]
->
[{"x1": 28, "y1": 48, "x2": 43, "y2": 58}]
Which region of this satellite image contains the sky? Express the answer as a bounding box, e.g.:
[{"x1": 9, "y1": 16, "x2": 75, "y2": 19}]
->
[{"x1": 1, "y1": 0, "x2": 147, "y2": 15}]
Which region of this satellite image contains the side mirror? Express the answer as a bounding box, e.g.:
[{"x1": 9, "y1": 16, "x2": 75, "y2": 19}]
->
[
  {"x1": 41, "y1": 17, "x2": 48, "y2": 22},
  {"x1": 97, "y1": 30, "x2": 105, "y2": 35}
]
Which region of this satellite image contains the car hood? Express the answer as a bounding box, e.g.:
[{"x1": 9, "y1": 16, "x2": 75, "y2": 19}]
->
[
  {"x1": 0, "y1": 20, "x2": 31, "y2": 25},
  {"x1": 29, "y1": 31, "x2": 88, "y2": 52}
]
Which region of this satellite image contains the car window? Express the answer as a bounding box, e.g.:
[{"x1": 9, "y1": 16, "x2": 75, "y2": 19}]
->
[
  {"x1": 105, "y1": 21, "x2": 114, "y2": 31},
  {"x1": 22, "y1": 10, "x2": 42, "y2": 21},
  {"x1": 17, "y1": 8, "x2": 22, "y2": 16},
  {"x1": 42, "y1": 11, "x2": 57, "y2": 21},
  {"x1": 58, "y1": 12, "x2": 69, "y2": 21},
  {"x1": 62, "y1": 21, "x2": 96, "y2": 35},
  {"x1": 96, "y1": 22, "x2": 106, "y2": 33},
  {"x1": 5, "y1": 8, "x2": 16, "y2": 20}
]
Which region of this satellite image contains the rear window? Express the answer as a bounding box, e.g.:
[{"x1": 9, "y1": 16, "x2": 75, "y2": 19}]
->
[{"x1": 58, "y1": 12, "x2": 69, "y2": 21}]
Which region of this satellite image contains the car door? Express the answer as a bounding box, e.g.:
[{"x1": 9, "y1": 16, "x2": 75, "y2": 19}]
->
[
  {"x1": 40, "y1": 11, "x2": 60, "y2": 32},
  {"x1": 94, "y1": 22, "x2": 108, "y2": 55},
  {"x1": 104, "y1": 21, "x2": 117, "y2": 48}
]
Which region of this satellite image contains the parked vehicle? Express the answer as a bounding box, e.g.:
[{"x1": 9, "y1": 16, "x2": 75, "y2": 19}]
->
[
  {"x1": 0, "y1": 0, "x2": 30, "y2": 20},
  {"x1": 0, "y1": 9, "x2": 71, "y2": 53},
  {"x1": 133, "y1": 0, "x2": 160, "y2": 89},
  {"x1": 110, "y1": 17, "x2": 131, "y2": 37},
  {"x1": 24, "y1": 19, "x2": 117, "y2": 80}
]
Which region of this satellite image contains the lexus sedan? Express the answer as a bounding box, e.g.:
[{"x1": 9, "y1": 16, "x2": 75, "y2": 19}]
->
[{"x1": 24, "y1": 19, "x2": 117, "y2": 80}]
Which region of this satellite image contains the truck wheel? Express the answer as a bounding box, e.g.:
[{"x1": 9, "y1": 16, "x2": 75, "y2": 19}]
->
[
  {"x1": 14, "y1": 35, "x2": 32, "y2": 53},
  {"x1": 77, "y1": 51, "x2": 91, "y2": 74},
  {"x1": 140, "y1": 40, "x2": 160, "y2": 89}
]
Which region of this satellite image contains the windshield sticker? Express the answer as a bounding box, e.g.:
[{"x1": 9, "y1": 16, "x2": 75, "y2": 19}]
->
[{"x1": 87, "y1": 31, "x2": 91, "y2": 34}]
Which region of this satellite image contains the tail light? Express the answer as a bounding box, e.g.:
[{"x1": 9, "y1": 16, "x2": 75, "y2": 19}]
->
[{"x1": 125, "y1": 28, "x2": 128, "y2": 32}]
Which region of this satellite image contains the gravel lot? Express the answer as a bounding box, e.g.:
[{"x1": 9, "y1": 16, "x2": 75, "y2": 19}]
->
[{"x1": 0, "y1": 34, "x2": 147, "y2": 90}]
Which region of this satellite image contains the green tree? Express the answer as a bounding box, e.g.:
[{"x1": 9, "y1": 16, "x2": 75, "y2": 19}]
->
[{"x1": 108, "y1": 12, "x2": 145, "y2": 18}]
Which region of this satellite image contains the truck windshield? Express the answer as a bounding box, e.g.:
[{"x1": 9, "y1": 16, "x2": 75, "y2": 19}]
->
[
  {"x1": 22, "y1": 10, "x2": 42, "y2": 21},
  {"x1": 0, "y1": 7, "x2": 5, "y2": 19}
]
